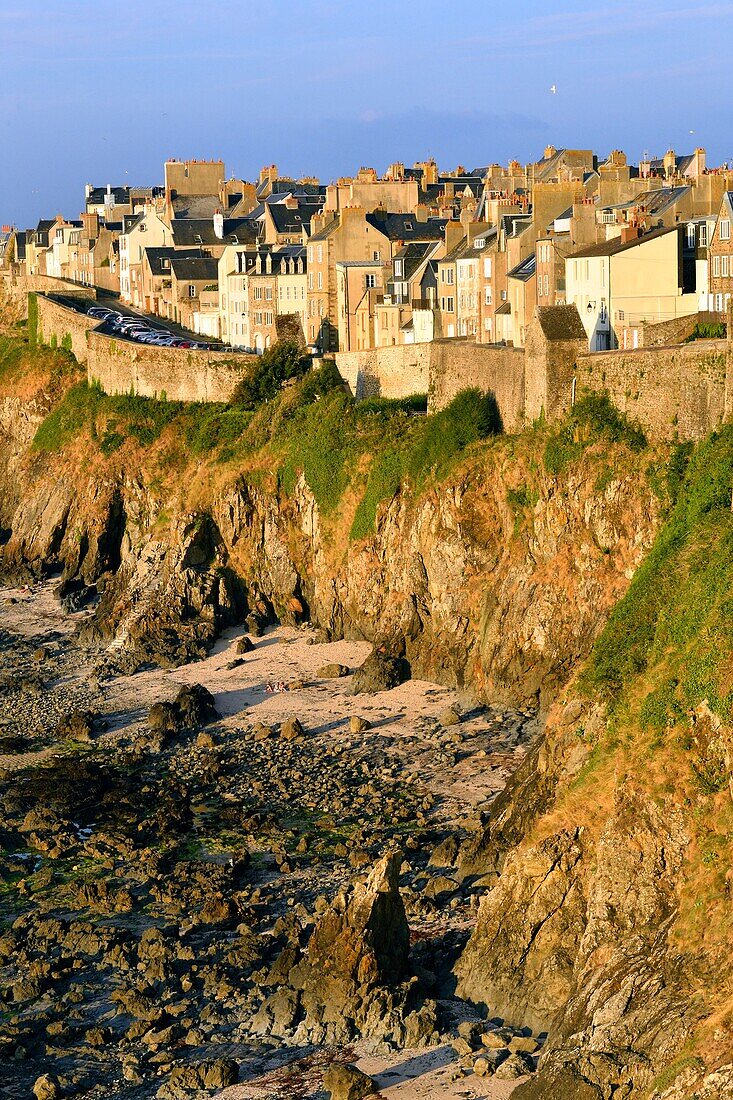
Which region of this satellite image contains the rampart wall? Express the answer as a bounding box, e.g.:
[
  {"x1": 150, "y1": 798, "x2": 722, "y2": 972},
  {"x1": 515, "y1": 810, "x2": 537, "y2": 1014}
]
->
[
  {"x1": 3, "y1": 279, "x2": 733, "y2": 439},
  {"x1": 575, "y1": 342, "x2": 728, "y2": 441},
  {"x1": 33, "y1": 294, "x2": 100, "y2": 364},
  {"x1": 87, "y1": 332, "x2": 257, "y2": 403}
]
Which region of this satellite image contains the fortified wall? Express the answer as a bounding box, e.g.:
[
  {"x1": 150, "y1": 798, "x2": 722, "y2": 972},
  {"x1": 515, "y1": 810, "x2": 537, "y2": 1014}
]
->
[
  {"x1": 25, "y1": 292, "x2": 257, "y2": 404},
  {"x1": 338, "y1": 305, "x2": 733, "y2": 442},
  {"x1": 4, "y1": 278, "x2": 733, "y2": 441}
]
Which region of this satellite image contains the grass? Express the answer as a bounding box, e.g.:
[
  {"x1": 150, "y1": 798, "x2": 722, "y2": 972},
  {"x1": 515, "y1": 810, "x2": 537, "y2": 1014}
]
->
[
  {"x1": 543, "y1": 391, "x2": 647, "y2": 476},
  {"x1": 582, "y1": 425, "x2": 733, "y2": 713}
]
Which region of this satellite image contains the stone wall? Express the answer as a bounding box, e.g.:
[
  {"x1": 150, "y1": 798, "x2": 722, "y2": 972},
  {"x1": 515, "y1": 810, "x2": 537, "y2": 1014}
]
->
[
  {"x1": 640, "y1": 310, "x2": 725, "y2": 347},
  {"x1": 336, "y1": 340, "x2": 526, "y2": 431},
  {"x1": 428, "y1": 342, "x2": 526, "y2": 431},
  {"x1": 87, "y1": 331, "x2": 258, "y2": 403},
  {"x1": 336, "y1": 344, "x2": 432, "y2": 400},
  {"x1": 575, "y1": 341, "x2": 728, "y2": 440},
  {"x1": 33, "y1": 294, "x2": 101, "y2": 364}
]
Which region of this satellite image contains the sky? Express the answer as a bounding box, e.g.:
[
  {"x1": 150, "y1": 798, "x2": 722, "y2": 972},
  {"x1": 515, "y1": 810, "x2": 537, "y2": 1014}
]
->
[{"x1": 1, "y1": 0, "x2": 732, "y2": 227}]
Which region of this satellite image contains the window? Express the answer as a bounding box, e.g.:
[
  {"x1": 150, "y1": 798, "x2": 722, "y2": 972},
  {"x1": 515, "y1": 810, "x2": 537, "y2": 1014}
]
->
[
  {"x1": 365, "y1": 273, "x2": 376, "y2": 288},
  {"x1": 265, "y1": 312, "x2": 273, "y2": 325},
  {"x1": 317, "y1": 245, "x2": 323, "y2": 263},
  {"x1": 544, "y1": 273, "x2": 549, "y2": 297},
  {"x1": 713, "y1": 256, "x2": 721, "y2": 277},
  {"x1": 394, "y1": 259, "x2": 403, "y2": 277},
  {"x1": 265, "y1": 287, "x2": 272, "y2": 300},
  {"x1": 485, "y1": 287, "x2": 492, "y2": 305},
  {"x1": 446, "y1": 268, "x2": 454, "y2": 285},
  {"x1": 484, "y1": 317, "x2": 492, "y2": 332},
  {"x1": 255, "y1": 311, "x2": 262, "y2": 324},
  {"x1": 687, "y1": 224, "x2": 696, "y2": 249},
  {"x1": 255, "y1": 286, "x2": 263, "y2": 300},
  {"x1": 700, "y1": 224, "x2": 708, "y2": 247},
  {"x1": 723, "y1": 256, "x2": 730, "y2": 278},
  {"x1": 373, "y1": 250, "x2": 381, "y2": 261},
  {"x1": 446, "y1": 296, "x2": 454, "y2": 312},
  {"x1": 308, "y1": 273, "x2": 313, "y2": 290},
  {"x1": 404, "y1": 221, "x2": 413, "y2": 231},
  {"x1": 188, "y1": 284, "x2": 196, "y2": 297},
  {"x1": 721, "y1": 219, "x2": 731, "y2": 241},
  {"x1": 317, "y1": 272, "x2": 323, "y2": 290}
]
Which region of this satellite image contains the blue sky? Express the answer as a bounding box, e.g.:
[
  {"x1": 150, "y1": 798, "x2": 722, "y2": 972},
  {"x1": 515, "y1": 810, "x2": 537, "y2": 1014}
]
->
[{"x1": 1, "y1": 0, "x2": 732, "y2": 226}]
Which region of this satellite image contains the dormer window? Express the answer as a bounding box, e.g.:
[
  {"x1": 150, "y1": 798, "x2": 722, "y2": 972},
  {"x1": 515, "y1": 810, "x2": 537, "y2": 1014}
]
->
[
  {"x1": 404, "y1": 221, "x2": 413, "y2": 231},
  {"x1": 394, "y1": 259, "x2": 403, "y2": 277}
]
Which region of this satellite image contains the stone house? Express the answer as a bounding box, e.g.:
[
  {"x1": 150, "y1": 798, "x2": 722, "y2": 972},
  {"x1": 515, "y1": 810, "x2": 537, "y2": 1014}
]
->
[
  {"x1": 336, "y1": 260, "x2": 385, "y2": 351},
  {"x1": 169, "y1": 255, "x2": 220, "y2": 333},
  {"x1": 306, "y1": 207, "x2": 446, "y2": 352},
  {"x1": 708, "y1": 192, "x2": 733, "y2": 314}
]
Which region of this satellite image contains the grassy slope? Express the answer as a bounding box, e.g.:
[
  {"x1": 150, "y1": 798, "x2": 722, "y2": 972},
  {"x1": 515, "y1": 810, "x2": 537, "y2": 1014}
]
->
[{"x1": 540, "y1": 428, "x2": 733, "y2": 1090}]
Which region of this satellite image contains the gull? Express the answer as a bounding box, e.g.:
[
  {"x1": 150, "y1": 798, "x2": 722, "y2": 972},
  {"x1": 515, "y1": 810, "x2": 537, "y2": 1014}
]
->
[{"x1": 550, "y1": 84, "x2": 557, "y2": 94}]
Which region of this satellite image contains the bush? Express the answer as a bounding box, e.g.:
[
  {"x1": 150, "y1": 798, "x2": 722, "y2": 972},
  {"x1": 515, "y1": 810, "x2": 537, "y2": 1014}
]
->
[
  {"x1": 406, "y1": 388, "x2": 501, "y2": 486},
  {"x1": 584, "y1": 426, "x2": 733, "y2": 708},
  {"x1": 231, "y1": 341, "x2": 311, "y2": 410}
]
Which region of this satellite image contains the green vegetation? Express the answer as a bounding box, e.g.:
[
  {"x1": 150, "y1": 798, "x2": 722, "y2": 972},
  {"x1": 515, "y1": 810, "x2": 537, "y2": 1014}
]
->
[
  {"x1": 231, "y1": 340, "x2": 311, "y2": 409},
  {"x1": 684, "y1": 321, "x2": 726, "y2": 342},
  {"x1": 584, "y1": 425, "x2": 733, "y2": 720},
  {"x1": 543, "y1": 391, "x2": 647, "y2": 475}
]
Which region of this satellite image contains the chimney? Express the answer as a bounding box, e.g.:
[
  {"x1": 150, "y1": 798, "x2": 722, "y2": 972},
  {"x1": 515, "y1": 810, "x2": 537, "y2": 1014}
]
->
[
  {"x1": 213, "y1": 209, "x2": 224, "y2": 239},
  {"x1": 620, "y1": 225, "x2": 642, "y2": 244},
  {"x1": 85, "y1": 183, "x2": 93, "y2": 200},
  {"x1": 106, "y1": 184, "x2": 112, "y2": 196},
  {"x1": 444, "y1": 220, "x2": 464, "y2": 254}
]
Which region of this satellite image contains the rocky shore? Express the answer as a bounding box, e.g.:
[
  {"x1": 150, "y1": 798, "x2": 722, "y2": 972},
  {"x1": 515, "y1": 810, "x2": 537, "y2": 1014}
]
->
[{"x1": 0, "y1": 582, "x2": 540, "y2": 1099}]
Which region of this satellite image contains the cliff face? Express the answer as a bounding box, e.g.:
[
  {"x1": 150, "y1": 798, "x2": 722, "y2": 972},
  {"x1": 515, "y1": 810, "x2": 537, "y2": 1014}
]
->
[
  {"x1": 0, "y1": 382, "x2": 657, "y2": 708},
  {"x1": 3, "y1": 337, "x2": 731, "y2": 1098}
]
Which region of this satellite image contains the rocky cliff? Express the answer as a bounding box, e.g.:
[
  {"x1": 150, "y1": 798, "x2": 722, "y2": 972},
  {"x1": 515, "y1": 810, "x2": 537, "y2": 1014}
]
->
[{"x1": 2, "y1": 325, "x2": 731, "y2": 1098}]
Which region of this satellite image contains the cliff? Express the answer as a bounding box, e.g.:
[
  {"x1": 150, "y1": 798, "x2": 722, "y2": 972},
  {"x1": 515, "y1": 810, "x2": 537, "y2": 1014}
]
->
[{"x1": 1, "y1": 319, "x2": 732, "y2": 1097}]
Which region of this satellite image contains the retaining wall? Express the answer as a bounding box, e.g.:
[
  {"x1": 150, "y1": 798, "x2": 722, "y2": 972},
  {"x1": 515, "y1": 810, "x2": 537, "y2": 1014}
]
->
[
  {"x1": 428, "y1": 342, "x2": 526, "y2": 431},
  {"x1": 87, "y1": 332, "x2": 257, "y2": 403},
  {"x1": 336, "y1": 345, "x2": 432, "y2": 400},
  {"x1": 576, "y1": 341, "x2": 728, "y2": 441},
  {"x1": 33, "y1": 294, "x2": 100, "y2": 364}
]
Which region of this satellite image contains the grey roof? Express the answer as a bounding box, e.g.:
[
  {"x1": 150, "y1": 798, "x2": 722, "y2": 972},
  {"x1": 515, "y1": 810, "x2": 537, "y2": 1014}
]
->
[
  {"x1": 365, "y1": 212, "x2": 447, "y2": 241},
  {"x1": 268, "y1": 203, "x2": 310, "y2": 234},
  {"x1": 171, "y1": 195, "x2": 221, "y2": 219},
  {"x1": 507, "y1": 254, "x2": 536, "y2": 281},
  {"x1": 392, "y1": 242, "x2": 434, "y2": 281},
  {"x1": 170, "y1": 218, "x2": 256, "y2": 247},
  {"x1": 143, "y1": 247, "x2": 200, "y2": 276},
  {"x1": 170, "y1": 255, "x2": 219, "y2": 282},
  {"x1": 87, "y1": 186, "x2": 130, "y2": 205},
  {"x1": 569, "y1": 225, "x2": 677, "y2": 259},
  {"x1": 631, "y1": 186, "x2": 691, "y2": 215}
]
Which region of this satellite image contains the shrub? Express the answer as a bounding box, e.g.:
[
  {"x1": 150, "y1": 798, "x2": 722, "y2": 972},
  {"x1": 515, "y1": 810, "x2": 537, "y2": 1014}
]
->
[
  {"x1": 406, "y1": 388, "x2": 501, "y2": 486},
  {"x1": 231, "y1": 340, "x2": 311, "y2": 410},
  {"x1": 544, "y1": 392, "x2": 646, "y2": 475}
]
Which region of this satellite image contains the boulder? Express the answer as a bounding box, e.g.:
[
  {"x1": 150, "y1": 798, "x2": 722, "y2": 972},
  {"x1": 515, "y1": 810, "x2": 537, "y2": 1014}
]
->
[
  {"x1": 350, "y1": 716, "x2": 371, "y2": 734},
  {"x1": 54, "y1": 709, "x2": 101, "y2": 742},
  {"x1": 439, "y1": 705, "x2": 462, "y2": 727},
  {"x1": 33, "y1": 1076, "x2": 59, "y2": 1100},
  {"x1": 235, "y1": 635, "x2": 255, "y2": 654},
  {"x1": 323, "y1": 1063, "x2": 377, "y2": 1100},
  {"x1": 317, "y1": 663, "x2": 350, "y2": 679},
  {"x1": 350, "y1": 649, "x2": 410, "y2": 694},
  {"x1": 290, "y1": 851, "x2": 410, "y2": 1038},
  {"x1": 148, "y1": 684, "x2": 219, "y2": 736},
  {"x1": 280, "y1": 717, "x2": 304, "y2": 741}
]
